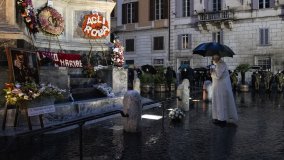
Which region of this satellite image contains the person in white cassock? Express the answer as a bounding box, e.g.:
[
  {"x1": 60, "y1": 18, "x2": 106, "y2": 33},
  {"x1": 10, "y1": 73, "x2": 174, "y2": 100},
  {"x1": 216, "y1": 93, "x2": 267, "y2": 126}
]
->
[{"x1": 210, "y1": 54, "x2": 238, "y2": 126}]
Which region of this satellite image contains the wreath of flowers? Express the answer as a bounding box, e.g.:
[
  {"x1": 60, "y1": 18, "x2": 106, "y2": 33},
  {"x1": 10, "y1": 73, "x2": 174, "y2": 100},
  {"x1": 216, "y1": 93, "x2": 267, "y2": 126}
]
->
[
  {"x1": 81, "y1": 12, "x2": 110, "y2": 39},
  {"x1": 17, "y1": 0, "x2": 39, "y2": 34},
  {"x1": 38, "y1": 6, "x2": 64, "y2": 36}
]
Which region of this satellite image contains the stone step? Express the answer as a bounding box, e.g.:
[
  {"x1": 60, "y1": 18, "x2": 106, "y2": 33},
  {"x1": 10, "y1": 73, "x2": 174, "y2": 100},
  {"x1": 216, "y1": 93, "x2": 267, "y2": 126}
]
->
[
  {"x1": 0, "y1": 24, "x2": 21, "y2": 33},
  {"x1": 70, "y1": 77, "x2": 96, "y2": 88},
  {"x1": 71, "y1": 87, "x2": 106, "y2": 100}
]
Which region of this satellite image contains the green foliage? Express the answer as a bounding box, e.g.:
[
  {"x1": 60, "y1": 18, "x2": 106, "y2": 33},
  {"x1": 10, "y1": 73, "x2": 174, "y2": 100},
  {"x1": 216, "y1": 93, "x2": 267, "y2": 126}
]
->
[
  {"x1": 154, "y1": 67, "x2": 166, "y2": 84},
  {"x1": 235, "y1": 64, "x2": 251, "y2": 73},
  {"x1": 140, "y1": 73, "x2": 154, "y2": 84}
]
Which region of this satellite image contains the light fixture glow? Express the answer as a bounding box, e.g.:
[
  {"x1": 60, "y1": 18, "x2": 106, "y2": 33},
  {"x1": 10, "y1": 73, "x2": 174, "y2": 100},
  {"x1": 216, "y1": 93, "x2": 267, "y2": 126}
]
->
[
  {"x1": 192, "y1": 99, "x2": 200, "y2": 102},
  {"x1": 142, "y1": 114, "x2": 163, "y2": 120}
]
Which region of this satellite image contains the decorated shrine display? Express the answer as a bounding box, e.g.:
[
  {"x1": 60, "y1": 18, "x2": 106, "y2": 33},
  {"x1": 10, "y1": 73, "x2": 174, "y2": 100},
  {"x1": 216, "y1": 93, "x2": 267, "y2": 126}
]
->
[
  {"x1": 38, "y1": 6, "x2": 64, "y2": 36},
  {"x1": 17, "y1": 0, "x2": 39, "y2": 34},
  {"x1": 82, "y1": 12, "x2": 110, "y2": 39}
]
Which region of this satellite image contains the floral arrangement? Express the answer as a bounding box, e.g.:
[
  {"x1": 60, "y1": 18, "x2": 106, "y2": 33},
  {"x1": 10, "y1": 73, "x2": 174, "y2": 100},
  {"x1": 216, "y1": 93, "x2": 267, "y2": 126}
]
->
[
  {"x1": 38, "y1": 6, "x2": 64, "y2": 36},
  {"x1": 17, "y1": 0, "x2": 39, "y2": 34},
  {"x1": 168, "y1": 108, "x2": 185, "y2": 121},
  {"x1": 93, "y1": 83, "x2": 114, "y2": 97},
  {"x1": 3, "y1": 82, "x2": 66, "y2": 105},
  {"x1": 110, "y1": 39, "x2": 124, "y2": 67}
]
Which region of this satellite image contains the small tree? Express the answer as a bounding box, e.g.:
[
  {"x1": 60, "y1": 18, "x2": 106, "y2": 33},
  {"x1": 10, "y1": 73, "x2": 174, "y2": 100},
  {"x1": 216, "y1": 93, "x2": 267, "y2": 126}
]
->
[{"x1": 235, "y1": 64, "x2": 251, "y2": 85}]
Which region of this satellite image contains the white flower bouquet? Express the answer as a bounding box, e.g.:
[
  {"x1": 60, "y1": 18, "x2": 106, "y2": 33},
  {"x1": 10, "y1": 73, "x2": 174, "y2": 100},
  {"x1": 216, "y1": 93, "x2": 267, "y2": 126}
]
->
[{"x1": 168, "y1": 108, "x2": 185, "y2": 121}]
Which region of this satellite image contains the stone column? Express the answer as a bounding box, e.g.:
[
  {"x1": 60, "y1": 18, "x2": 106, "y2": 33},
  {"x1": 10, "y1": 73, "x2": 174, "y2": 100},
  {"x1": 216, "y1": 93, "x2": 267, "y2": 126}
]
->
[
  {"x1": 133, "y1": 78, "x2": 140, "y2": 94},
  {"x1": 123, "y1": 90, "x2": 142, "y2": 133},
  {"x1": 176, "y1": 79, "x2": 190, "y2": 111}
]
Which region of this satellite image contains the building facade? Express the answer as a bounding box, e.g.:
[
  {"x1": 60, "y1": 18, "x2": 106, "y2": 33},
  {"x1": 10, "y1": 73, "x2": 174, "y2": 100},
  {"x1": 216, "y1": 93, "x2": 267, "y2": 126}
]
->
[
  {"x1": 172, "y1": 0, "x2": 284, "y2": 72},
  {"x1": 112, "y1": 0, "x2": 170, "y2": 67},
  {"x1": 114, "y1": 0, "x2": 284, "y2": 73}
]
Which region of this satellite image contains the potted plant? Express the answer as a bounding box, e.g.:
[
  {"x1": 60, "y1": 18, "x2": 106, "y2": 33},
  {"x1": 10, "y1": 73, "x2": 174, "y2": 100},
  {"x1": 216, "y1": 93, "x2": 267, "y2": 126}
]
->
[
  {"x1": 140, "y1": 73, "x2": 153, "y2": 93},
  {"x1": 153, "y1": 67, "x2": 166, "y2": 92},
  {"x1": 235, "y1": 63, "x2": 251, "y2": 92}
]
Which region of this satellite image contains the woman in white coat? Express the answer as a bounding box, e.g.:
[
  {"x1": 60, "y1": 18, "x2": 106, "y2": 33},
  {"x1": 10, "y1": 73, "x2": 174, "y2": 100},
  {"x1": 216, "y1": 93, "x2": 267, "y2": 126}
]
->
[{"x1": 210, "y1": 54, "x2": 238, "y2": 126}]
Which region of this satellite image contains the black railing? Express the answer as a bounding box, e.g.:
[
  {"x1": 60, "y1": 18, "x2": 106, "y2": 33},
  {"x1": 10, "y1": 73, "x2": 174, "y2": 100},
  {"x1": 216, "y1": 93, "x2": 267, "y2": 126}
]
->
[
  {"x1": 2, "y1": 96, "x2": 178, "y2": 160},
  {"x1": 198, "y1": 10, "x2": 234, "y2": 21}
]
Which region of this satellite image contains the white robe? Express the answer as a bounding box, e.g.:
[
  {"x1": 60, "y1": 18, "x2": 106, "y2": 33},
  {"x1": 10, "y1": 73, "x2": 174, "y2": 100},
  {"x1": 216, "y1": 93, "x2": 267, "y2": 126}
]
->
[{"x1": 211, "y1": 60, "x2": 238, "y2": 122}]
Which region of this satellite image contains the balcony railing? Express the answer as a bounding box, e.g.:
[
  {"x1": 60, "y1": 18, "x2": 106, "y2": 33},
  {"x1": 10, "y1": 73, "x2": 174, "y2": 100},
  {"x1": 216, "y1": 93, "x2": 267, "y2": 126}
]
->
[{"x1": 198, "y1": 10, "x2": 234, "y2": 22}]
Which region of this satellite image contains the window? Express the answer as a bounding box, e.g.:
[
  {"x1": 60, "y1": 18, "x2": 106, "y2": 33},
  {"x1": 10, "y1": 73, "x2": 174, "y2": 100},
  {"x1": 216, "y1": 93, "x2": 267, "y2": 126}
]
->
[
  {"x1": 178, "y1": 34, "x2": 191, "y2": 49},
  {"x1": 183, "y1": 0, "x2": 190, "y2": 17},
  {"x1": 259, "y1": 28, "x2": 269, "y2": 46},
  {"x1": 256, "y1": 56, "x2": 271, "y2": 70},
  {"x1": 150, "y1": 0, "x2": 168, "y2": 20},
  {"x1": 153, "y1": 37, "x2": 164, "y2": 50},
  {"x1": 259, "y1": 0, "x2": 270, "y2": 9},
  {"x1": 155, "y1": 0, "x2": 164, "y2": 20},
  {"x1": 125, "y1": 39, "x2": 135, "y2": 52},
  {"x1": 125, "y1": 60, "x2": 134, "y2": 65},
  {"x1": 153, "y1": 59, "x2": 164, "y2": 65},
  {"x1": 212, "y1": 31, "x2": 223, "y2": 44},
  {"x1": 122, "y1": 2, "x2": 138, "y2": 24},
  {"x1": 181, "y1": 60, "x2": 190, "y2": 65},
  {"x1": 213, "y1": 0, "x2": 222, "y2": 11}
]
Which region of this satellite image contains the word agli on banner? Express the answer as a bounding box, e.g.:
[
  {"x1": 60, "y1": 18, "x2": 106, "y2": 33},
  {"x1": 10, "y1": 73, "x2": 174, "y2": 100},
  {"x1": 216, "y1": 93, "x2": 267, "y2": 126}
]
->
[
  {"x1": 37, "y1": 51, "x2": 83, "y2": 68},
  {"x1": 82, "y1": 12, "x2": 110, "y2": 39}
]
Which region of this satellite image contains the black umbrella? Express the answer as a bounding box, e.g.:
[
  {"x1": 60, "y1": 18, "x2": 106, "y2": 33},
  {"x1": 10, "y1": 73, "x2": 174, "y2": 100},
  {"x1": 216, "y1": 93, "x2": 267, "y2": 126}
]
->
[
  {"x1": 141, "y1": 65, "x2": 157, "y2": 74},
  {"x1": 193, "y1": 42, "x2": 235, "y2": 57}
]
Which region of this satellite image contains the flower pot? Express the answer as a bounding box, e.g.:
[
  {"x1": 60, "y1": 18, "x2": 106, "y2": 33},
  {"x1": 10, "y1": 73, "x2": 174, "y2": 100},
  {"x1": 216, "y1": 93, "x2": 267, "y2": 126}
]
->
[
  {"x1": 141, "y1": 84, "x2": 152, "y2": 93},
  {"x1": 171, "y1": 83, "x2": 176, "y2": 91},
  {"x1": 154, "y1": 84, "x2": 166, "y2": 92},
  {"x1": 239, "y1": 84, "x2": 249, "y2": 92}
]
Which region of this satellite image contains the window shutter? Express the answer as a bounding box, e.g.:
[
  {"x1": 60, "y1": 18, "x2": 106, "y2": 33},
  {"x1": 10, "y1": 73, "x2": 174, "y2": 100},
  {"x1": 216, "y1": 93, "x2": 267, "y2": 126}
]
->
[
  {"x1": 133, "y1": 2, "x2": 139, "y2": 23},
  {"x1": 208, "y1": 0, "x2": 213, "y2": 12},
  {"x1": 188, "y1": 34, "x2": 192, "y2": 49},
  {"x1": 122, "y1": 4, "x2": 127, "y2": 24},
  {"x1": 175, "y1": 0, "x2": 182, "y2": 18},
  {"x1": 178, "y1": 35, "x2": 182, "y2": 50},
  {"x1": 265, "y1": 28, "x2": 269, "y2": 45},
  {"x1": 163, "y1": 0, "x2": 169, "y2": 19},
  {"x1": 220, "y1": 30, "x2": 224, "y2": 44},
  {"x1": 270, "y1": 0, "x2": 275, "y2": 8},
  {"x1": 252, "y1": 0, "x2": 259, "y2": 10},
  {"x1": 190, "y1": 0, "x2": 194, "y2": 16},
  {"x1": 259, "y1": 29, "x2": 264, "y2": 45},
  {"x1": 149, "y1": 0, "x2": 155, "y2": 20},
  {"x1": 212, "y1": 32, "x2": 216, "y2": 42}
]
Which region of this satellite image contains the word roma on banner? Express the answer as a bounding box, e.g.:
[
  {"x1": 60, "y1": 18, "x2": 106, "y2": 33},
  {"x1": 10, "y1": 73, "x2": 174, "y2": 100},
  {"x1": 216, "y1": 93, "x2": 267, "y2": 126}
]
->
[{"x1": 37, "y1": 51, "x2": 83, "y2": 68}]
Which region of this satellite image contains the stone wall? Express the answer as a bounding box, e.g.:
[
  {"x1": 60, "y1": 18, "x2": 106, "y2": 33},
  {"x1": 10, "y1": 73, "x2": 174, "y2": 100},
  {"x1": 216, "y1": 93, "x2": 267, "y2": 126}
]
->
[
  {"x1": 33, "y1": 0, "x2": 115, "y2": 52},
  {"x1": 39, "y1": 67, "x2": 70, "y2": 98}
]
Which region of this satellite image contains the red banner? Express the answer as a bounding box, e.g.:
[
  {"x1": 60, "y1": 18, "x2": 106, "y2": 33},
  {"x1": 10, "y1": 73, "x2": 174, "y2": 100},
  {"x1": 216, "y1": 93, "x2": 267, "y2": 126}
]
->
[{"x1": 37, "y1": 51, "x2": 83, "y2": 68}]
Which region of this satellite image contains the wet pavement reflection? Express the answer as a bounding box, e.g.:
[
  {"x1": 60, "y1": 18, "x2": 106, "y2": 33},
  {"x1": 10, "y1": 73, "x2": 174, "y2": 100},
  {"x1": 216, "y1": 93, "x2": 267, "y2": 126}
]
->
[{"x1": 0, "y1": 91, "x2": 284, "y2": 160}]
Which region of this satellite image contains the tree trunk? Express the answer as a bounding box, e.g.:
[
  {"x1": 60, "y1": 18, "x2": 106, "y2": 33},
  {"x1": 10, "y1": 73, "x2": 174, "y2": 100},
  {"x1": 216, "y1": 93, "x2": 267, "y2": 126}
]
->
[{"x1": 241, "y1": 72, "x2": 246, "y2": 84}]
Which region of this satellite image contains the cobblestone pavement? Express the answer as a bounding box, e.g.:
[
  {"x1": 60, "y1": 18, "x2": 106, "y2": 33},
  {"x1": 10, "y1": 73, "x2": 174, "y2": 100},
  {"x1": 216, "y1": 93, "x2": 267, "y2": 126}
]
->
[{"x1": 0, "y1": 91, "x2": 284, "y2": 160}]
